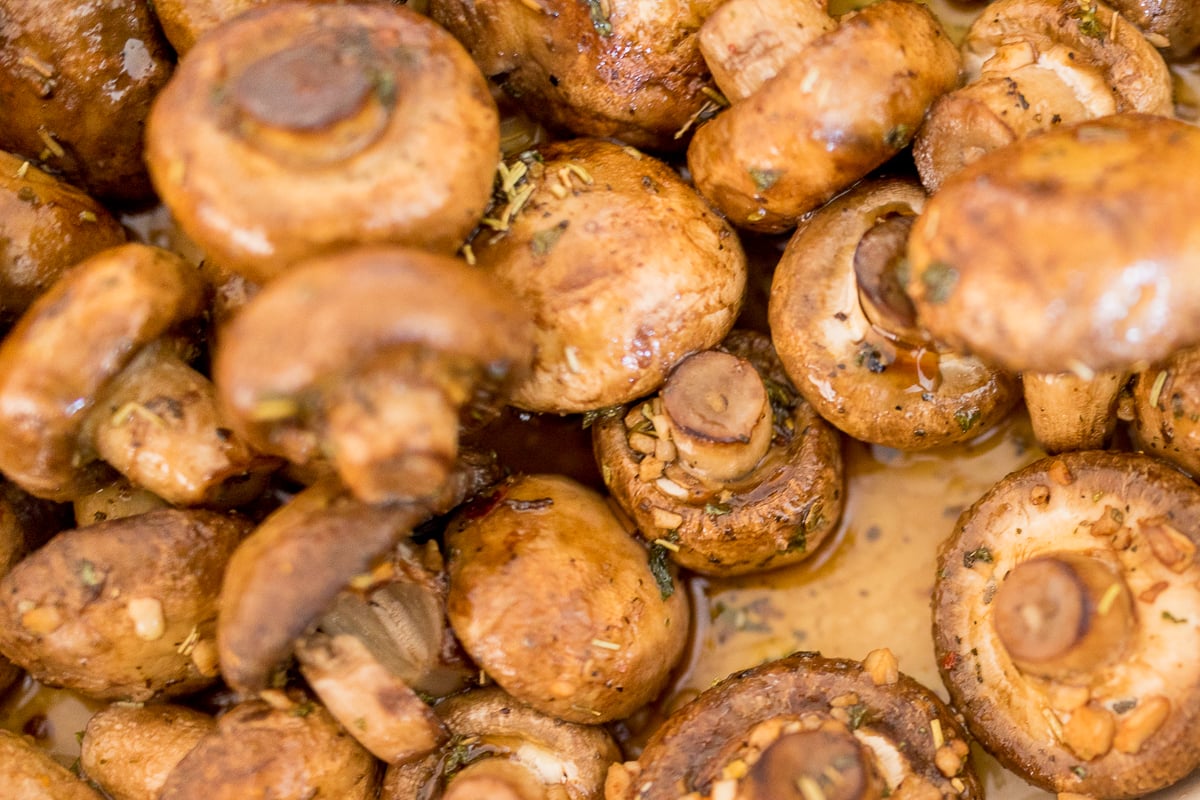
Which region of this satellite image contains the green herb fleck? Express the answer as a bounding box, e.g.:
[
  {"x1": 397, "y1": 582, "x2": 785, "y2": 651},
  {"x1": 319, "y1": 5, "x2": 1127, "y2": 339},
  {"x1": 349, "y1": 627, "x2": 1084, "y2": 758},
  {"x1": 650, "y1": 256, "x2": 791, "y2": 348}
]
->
[
  {"x1": 372, "y1": 70, "x2": 397, "y2": 108},
  {"x1": 582, "y1": 405, "x2": 621, "y2": 429},
  {"x1": 1075, "y1": 0, "x2": 1104, "y2": 38},
  {"x1": 442, "y1": 736, "x2": 476, "y2": 781},
  {"x1": 531, "y1": 220, "x2": 569, "y2": 256},
  {"x1": 1162, "y1": 610, "x2": 1188, "y2": 623},
  {"x1": 78, "y1": 560, "x2": 102, "y2": 588},
  {"x1": 787, "y1": 528, "x2": 807, "y2": 553},
  {"x1": 963, "y1": 546, "x2": 994, "y2": 568},
  {"x1": 289, "y1": 700, "x2": 315, "y2": 717},
  {"x1": 855, "y1": 343, "x2": 889, "y2": 373},
  {"x1": 846, "y1": 703, "x2": 868, "y2": 730},
  {"x1": 648, "y1": 541, "x2": 676, "y2": 600},
  {"x1": 581, "y1": 0, "x2": 613, "y2": 36},
  {"x1": 955, "y1": 407, "x2": 981, "y2": 433},
  {"x1": 921, "y1": 261, "x2": 959, "y2": 304},
  {"x1": 884, "y1": 123, "x2": 912, "y2": 149},
  {"x1": 1072, "y1": 766, "x2": 1088, "y2": 779},
  {"x1": 748, "y1": 167, "x2": 782, "y2": 192},
  {"x1": 75, "y1": 730, "x2": 86, "y2": 745},
  {"x1": 354, "y1": 717, "x2": 368, "y2": 731}
]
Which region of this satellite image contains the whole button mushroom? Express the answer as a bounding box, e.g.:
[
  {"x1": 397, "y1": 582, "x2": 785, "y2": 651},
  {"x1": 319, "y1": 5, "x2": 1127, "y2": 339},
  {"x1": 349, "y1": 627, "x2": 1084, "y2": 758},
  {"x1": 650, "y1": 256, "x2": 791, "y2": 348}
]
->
[
  {"x1": 770, "y1": 178, "x2": 1020, "y2": 450},
  {"x1": 81, "y1": 704, "x2": 217, "y2": 800},
  {"x1": 1131, "y1": 346, "x2": 1200, "y2": 476},
  {"x1": 934, "y1": 451, "x2": 1200, "y2": 799},
  {"x1": 0, "y1": 0, "x2": 173, "y2": 201},
  {"x1": 213, "y1": 246, "x2": 533, "y2": 504},
  {"x1": 594, "y1": 330, "x2": 845, "y2": 576},
  {"x1": 0, "y1": 243, "x2": 278, "y2": 507},
  {"x1": 913, "y1": 0, "x2": 1174, "y2": 193},
  {"x1": 146, "y1": 1, "x2": 500, "y2": 283},
  {"x1": 429, "y1": 0, "x2": 718, "y2": 150},
  {"x1": 445, "y1": 474, "x2": 691, "y2": 724},
  {"x1": 607, "y1": 650, "x2": 982, "y2": 800},
  {"x1": 907, "y1": 114, "x2": 1200, "y2": 376},
  {"x1": 686, "y1": 0, "x2": 961, "y2": 233},
  {"x1": 467, "y1": 138, "x2": 747, "y2": 414}
]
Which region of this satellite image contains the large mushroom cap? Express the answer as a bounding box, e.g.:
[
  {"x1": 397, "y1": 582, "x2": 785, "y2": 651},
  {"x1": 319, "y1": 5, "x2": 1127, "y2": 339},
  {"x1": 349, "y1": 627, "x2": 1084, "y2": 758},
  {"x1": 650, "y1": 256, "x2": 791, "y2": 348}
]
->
[{"x1": 908, "y1": 113, "x2": 1200, "y2": 375}]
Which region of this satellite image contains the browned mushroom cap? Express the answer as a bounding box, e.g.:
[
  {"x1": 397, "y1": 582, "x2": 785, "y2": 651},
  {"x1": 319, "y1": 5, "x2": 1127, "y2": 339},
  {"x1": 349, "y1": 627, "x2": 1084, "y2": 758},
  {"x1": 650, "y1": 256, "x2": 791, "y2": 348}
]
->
[
  {"x1": 913, "y1": 0, "x2": 1173, "y2": 193},
  {"x1": 146, "y1": 2, "x2": 499, "y2": 284},
  {"x1": 0, "y1": 509, "x2": 249, "y2": 701},
  {"x1": 1023, "y1": 369, "x2": 1128, "y2": 453},
  {"x1": 934, "y1": 451, "x2": 1200, "y2": 798},
  {"x1": 383, "y1": 687, "x2": 621, "y2": 800},
  {"x1": 158, "y1": 693, "x2": 380, "y2": 800},
  {"x1": 81, "y1": 704, "x2": 217, "y2": 800},
  {"x1": 1108, "y1": 0, "x2": 1200, "y2": 56},
  {"x1": 469, "y1": 138, "x2": 746, "y2": 413},
  {"x1": 445, "y1": 474, "x2": 690, "y2": 724},
  {"x1": 214, "y1": 246, "x2": 532, "y2": 504},
  {"x1": 151, "y1": 0, "x2": 380, "y2": 55},
  {"x1": 594, "y1": 330, "x2": 844, "y2": 576},
  {"x1": 0, "y1": 728, "x2": 105, "y2": 799},
  {"x1": 907, "y1": 114, "x2": 1200, "y2": 376},
  {"x1": 769, "y1": 178, "x2": 1019, "y2": 449},
  {"x1": 1131, "y1": 346, "x2": 1200, "y2": 477},
  {"x1": 686, "y1": 0, "x2": 960, "y2": 233},
  {"x1": 606, "y1": 650, "x2": 981, "y2": 800},
  {"x1": 430, "y1": 0, "x2": 717, "y2": 150},
  {"x1": 0, "y1": 151, "x2": 126, "y2": 327}
]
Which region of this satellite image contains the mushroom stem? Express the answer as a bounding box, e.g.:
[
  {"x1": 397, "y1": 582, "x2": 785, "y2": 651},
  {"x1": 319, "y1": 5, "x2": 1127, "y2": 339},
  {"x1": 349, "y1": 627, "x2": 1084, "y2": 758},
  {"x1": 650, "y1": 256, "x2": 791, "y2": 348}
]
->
[
  {"x1": 443, "y1": 758, "x2": 549, "y2": 800},
  {"x1": 736, "y1": 728, "x2": 886, "y2": 800},
  {"x1": 661, "y1": 350, "x2": 774, "y2": 483},
  {"x1": 853, "y1": 213, "x2": 923, "y2": 342},
  {"x1": 993, "y1": 552, "x2": 1135, "y2": 681},
  {"x1": 1022, "y1": 369, "x2": 1127, "y2": 454}
]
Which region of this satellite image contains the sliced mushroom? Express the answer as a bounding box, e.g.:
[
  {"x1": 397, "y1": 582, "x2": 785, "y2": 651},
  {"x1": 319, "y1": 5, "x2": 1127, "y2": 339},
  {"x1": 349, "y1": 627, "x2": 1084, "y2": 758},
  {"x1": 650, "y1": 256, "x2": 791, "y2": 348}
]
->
[
  {"x1": 594, "y1": 330, "x2": 845, "y2": 576},
  {"x1": 770, "y1": 178, "x2": 1019, "y2": 449},
  {"x1": 146, "y1": 2, "x2": 499, "y2": 283},
  {"x1": 1130, "y1": 346, "x2": 1200, "y2": 477},
  {"x1": 934, "y1": 451, "x2": 1200, "y2": 798},
  {"x1": 913, "y1": 0, "x2": 1173, "y2": 192},
  {"x1": 445, "y1": 474, "x2": 690, "y2": 724},
  {"x1": 1023, "y1": 369, "x2": 1128, "y2": 453},
  {"x1": 0, "y1": 728, "x2": 105, "y2": 799},
  {"x1": 687, "y1": 0, "x2": 961, "y2": 232},
  {"x1": 383, "y1": 687, "x2": 621, "y2": 800},
  {"x1": 467, "y1": 138, "x2": 747, "y2": 413},
  {"x1": 213, "y1": 246, "x2": 532, "y2": 504},
  {"x1": 607, "y1": 650, "x2": 981, "y2": 800},
  {"x1": 81, "y1": 704, "x2": 217, "y2": 800},
  {"x1": 0, "y1": 509, "x2": 250, "y2": 701},
  {"x1": 907, "y1": 114, "x2": 1200, "y2": 375}
]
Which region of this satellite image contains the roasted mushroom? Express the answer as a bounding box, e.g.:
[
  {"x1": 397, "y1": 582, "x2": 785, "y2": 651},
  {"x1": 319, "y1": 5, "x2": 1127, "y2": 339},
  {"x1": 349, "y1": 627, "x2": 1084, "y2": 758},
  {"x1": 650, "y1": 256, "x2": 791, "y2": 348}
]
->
[
  {"x1": 1022, "y1": 369, "x2": 1129, "y2": 453},
  {"x1": 146, "y1": 1, "x2": 499, "y2": 283},
  {"x1": 913, "y1": 0, "x2": 1173, "y2": 193},
  {"x1": 81, "y1": 704, "x2": 217, "y2": 800},
  {"x1": 1130, "y1": 346, "x2": 1200, "y2": 477},
  {"x1": 687, "y1": 0, "x2": 960, "y2": 232},
  {"x1": 607, "y1": 649, "x2": 982, "y2": 800},
  {"x1": 770, "y1": 178, "x2": 1019, "y2": 450},
  {"x1": 150, "y1": 0, "x2": 377, "y2": 55},
  {"x1": 0, "y1": 728, "x2": 105, "y2": 799},
  {"x1": 445, "y1": 474, "x2": 690, "y2": 724},
  {"x1": 467, "y1": 138, "x2": 746, "y2": 413},
  {"x1": 1108, "y1": 0, "x2": 1200, "y2": 56},
  {"x1": 934, "y1": 451, "x2": 1200, "y2": 798},
  {"x1": 594, "y1": 330, "x2": 845, "y2": 576}
]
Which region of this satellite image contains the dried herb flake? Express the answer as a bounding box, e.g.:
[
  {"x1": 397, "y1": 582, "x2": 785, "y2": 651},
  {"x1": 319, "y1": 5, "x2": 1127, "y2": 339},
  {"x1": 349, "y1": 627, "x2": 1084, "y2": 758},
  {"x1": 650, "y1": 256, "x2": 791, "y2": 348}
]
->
[
  {"x1": 963, "y1": 546, "x2": 994, "y2": 568},
  {"x1": 921, "y1": 261, "x2": 959, "y2": 304}
]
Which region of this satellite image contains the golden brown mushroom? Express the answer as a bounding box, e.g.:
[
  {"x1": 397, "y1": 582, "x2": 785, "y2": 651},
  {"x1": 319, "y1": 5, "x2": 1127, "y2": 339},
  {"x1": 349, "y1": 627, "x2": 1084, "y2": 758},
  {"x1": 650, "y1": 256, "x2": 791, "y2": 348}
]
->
[
  {"x1": 81, "y1": 704, "x2": 217, "y2": 800},
  {"x1": 934, "y1": 451, "x2": 1200, "y2": 798},
  {"x1": 0, "y1": 728, "x2": 105, "y2": 799},
  {"x1": 1108, "y1": 0, "x2": 1200, "y2": 56},
  {"x1": 1022, "y1": 369, "x2": 1129, "y2": 453},
  {"x1": 1130, "y1": 345, "x2": 1200, "y2": 476}
]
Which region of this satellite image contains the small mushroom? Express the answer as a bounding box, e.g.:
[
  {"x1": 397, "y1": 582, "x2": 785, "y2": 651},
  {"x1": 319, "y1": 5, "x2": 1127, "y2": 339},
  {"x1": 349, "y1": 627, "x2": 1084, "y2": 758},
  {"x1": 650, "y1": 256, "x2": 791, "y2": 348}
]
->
[
  {"x1": 213, "y1": 246, "x2": 532, "y2": 504},
  {"x1": 1022, "y1": 369, "x2": 1129, "y2": 453},
  {"x1": 0, "y1": 242, "x2": 278, "y2": 506},
  {"x1": 913, "y1": 0, "x2": 1173, "y2": 192},
  {"x1": 770, "y1": 178, "x2": 1020, "y2": 449},
  {"x1": 81, "y1": 704, "x2": 217, "y2": 800},
  {"x1": 146, "y1": 1, "x2": 499, "y2": 283},
  {"x1": 934, "y1": 450, "x2": 1200, "y2": 798},
  {"x1": 383, "y1": 687, "x2": 621, "y2": 800},
  {"x1": 0, "y1": 728, "x2": 105, "y2": 799},
  {"x1": 1129, "y1": 346, "x2": 1200, "y2": 477},
  {"x1": 0, "y1": 508, "x2": 250, "y2": 701},
  {"x1": 445, "y1": 474, "x2": 691, "y2": 724},
  {"x1": 1107, "y1": 0, "x2": 1200, "y2": 56},
  {"x1": 907, "y1": 113, "x2": 1200, "y2": 376},
  {"x1": 594, "y1": 330, "x2": 845, "y2": 575},
  {"x1": 687, "y1": 0, "x2": 961, "y2": 232},
  {"x1": 467, "y1": 138, "x2": 747, "y2": 413},
  {"x1": 606, "y1": 650, "x2": 981, "y2": 800}
]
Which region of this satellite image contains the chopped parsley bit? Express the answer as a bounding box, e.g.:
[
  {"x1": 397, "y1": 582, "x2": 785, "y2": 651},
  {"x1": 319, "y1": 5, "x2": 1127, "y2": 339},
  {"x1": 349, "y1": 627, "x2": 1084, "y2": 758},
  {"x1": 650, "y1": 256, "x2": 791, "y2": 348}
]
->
[
  {"x1": 582, "y1": 404, "x2": 622, "y2": 429},
  {"x1": 1162, "y1": 610, "x2": 1188, "y2": 624},
  {"x1": 581, "y1": 0, "x2": 613, "y2": 36},
  {"x1": 648, "y1": 541, "x2": 676, "y2": 600},
  {"x1": 846, "y1": 703, "x2": 869, "y2": 730},
  {"x1": 1072, "y1": 766, "x2": 1088, "y2": 779},
  {"x1": 955, "y1": 407, "x2": 981, "y2": 433},
  {"x1": 705, "y1": 502, "x2": 732, "y2": 517},
  {"x1": 289, "y1": 700, "x2": 315, "y2": 717},
  {"x1": 78, "y1": 559, "x2": 102, "y2": 588},
  {"x1": 884, "y1": 123, "x2": 912, "y2": 149},
  {"x1": 921, "y1": 261, "x2": 959, "y2": 304},
  {"x1": 748, "y1": 167, "x2": 782, "y2": 192},
  {"x1": 963, "y1": 546, "x2": 994, "y2": 568},
  {"x1": 787, "y1": 528, "x2": 807, "y2": 553},
  {"x1": 531, "y1": 220, "x2": 569, "y2": 256},
  {"x1": 441, "y1": 736, "x2": 479, "y2": 781},
  {"x1": 372, "y1": 69, "x2": 397, "y2": 108},
  {"x1": 1075, "y1": 0, "x2": 1104, "y2": 39}
]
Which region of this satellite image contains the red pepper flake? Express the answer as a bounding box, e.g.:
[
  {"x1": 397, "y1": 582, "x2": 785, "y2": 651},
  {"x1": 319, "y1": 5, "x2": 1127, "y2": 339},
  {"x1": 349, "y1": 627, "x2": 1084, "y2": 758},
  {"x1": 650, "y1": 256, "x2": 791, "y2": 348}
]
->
[{"x1": 941, "y1": 651, "x2": 959, "y2": 671}]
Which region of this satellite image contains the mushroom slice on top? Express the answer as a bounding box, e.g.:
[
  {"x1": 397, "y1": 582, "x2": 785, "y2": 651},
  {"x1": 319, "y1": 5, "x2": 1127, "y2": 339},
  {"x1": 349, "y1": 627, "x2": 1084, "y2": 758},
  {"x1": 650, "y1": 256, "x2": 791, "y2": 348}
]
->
[
  {"x1": 594, "y1": 330, "x2": 844, "y2": 576},
  {"x1": 146, "y1": 2, "x2": 499, "y2": 283},
  {"x1": 934, "y1": 450, "x2": 1200, "y2": 799},
  {"x1": 607, "y1": 650, "x2": 981, "y2": 800},
  {"x1": 907, "y1": 114, "x2": 1200, "y2": 376},
  {"x1": 770, "y1": 178, "x2": 1019, "y2": 450},
  {"x1": 687, "y1": 0, "x2": 960, "y2": 232},
  {"x1": 1130, "y1": 345, "x2": 1200, "y2": 478}
]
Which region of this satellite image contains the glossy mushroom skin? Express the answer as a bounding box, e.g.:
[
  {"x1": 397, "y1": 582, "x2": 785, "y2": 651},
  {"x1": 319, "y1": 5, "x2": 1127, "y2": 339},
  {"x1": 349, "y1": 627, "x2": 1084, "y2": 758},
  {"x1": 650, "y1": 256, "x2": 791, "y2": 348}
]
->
[
  {"x1": 0, "y1": 509, "x2": 249, "y2": 701},
  {"x1": 0, "y1": 0, "x2": 173, "y2": 200},
  {"x1": 0, "y1": 151, "x2": 127, "y2": 327},
  {"x1": 470, "y1": 138, "x2": 747, "y2": 413},
  {"x1": 146, "y1": 2, "x2": 499, "y2": 283},
  {"x1": 608, "y1": 651, "x2": 981, "y2": 800},
  {"x1": 594, "y1": 330, "x2": 845, "y2": 576},
  {"x1": 1131, "y1": 345, "x2": 1200, "y2": 477},
  {"x1": 430, "y1": 0, "x2": 717, "y2": 150},
  {"x1": 934, "y1": 451, "x2": 1200, "y2": 798},
  {"x1": 81, "y1": 704, "x2": 217, "y2": 800},
  {"x1": 770, "y1": 178, "x2": 1019, "y2": 450},
  {"x1": 687, "y1": 0, "x2": 961, "y2": 233},
  {"x1": 907, "y1": 114, "x2": 1200, "y2": 376},
  {"x1": 0, "y1": 728, "x2": 105, "y2": 800},
  {"x1": 1109, "y1": 0, "x2": 1200, "y2": 56},
  {"x1": 446, "y1": 474, "x2": 691, "y2": 724}
]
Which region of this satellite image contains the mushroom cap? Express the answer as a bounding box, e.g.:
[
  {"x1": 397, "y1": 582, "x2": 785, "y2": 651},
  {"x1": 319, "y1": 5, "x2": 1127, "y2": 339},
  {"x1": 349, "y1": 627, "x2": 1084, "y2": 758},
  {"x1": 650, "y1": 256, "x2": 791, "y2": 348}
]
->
[
  {"x1": 0, "y1": 243, "x2": 208, "y2": 502},
  {"x1": 1131, "y1": 346, "x2": 1200, "y2": 477},
  {"x1": 430, "y1": 0, "x2": 716, "y2": 150},
  {"x1": 151, "y1": 0, "x2": 378, "y2": 54},
  {"x1": 770, "y1": 178, "x2": 1020, "y2": 449},
  {"x1": 146, "y1": 2, "x2": 499, "y2": 283},
  {"x1": 907, "y1": 113, "x2": 1200, "y2": 375},
  {"x1": 1109, "y1": 0, "x2": 1200, "y2": 56},
  {"x1": 686, "y1": 0, "x2": 961, "y2": 232},
  {"x1": 934, "y1": 450, "x2": 1200, "y2": 798},
  {"x1": 0, "y1": 729, "x2": 105, "y2": 800},
  {"x1": 81, "y1": 704, "x2": 217, "y2": 800},
  {"x1": 471, "y1": 138, "x2": 746, "y2": 413}
]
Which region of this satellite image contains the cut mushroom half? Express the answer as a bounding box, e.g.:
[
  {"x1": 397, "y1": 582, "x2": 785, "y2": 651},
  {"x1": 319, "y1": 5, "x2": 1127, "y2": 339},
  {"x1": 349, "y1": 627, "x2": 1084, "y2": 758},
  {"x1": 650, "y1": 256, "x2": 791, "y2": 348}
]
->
[{"x1": 934, "y1": 450, "x2": 1200, "y2": 798}]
